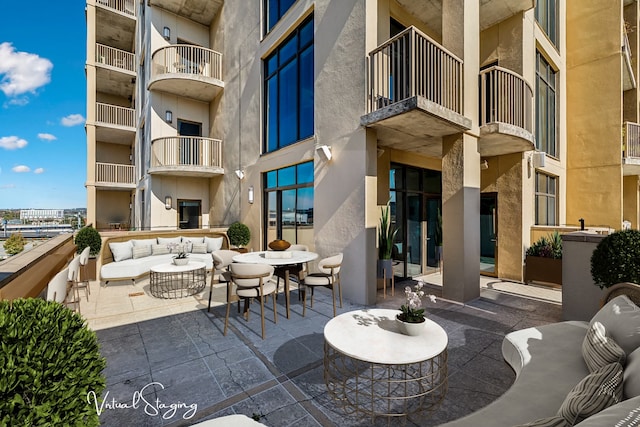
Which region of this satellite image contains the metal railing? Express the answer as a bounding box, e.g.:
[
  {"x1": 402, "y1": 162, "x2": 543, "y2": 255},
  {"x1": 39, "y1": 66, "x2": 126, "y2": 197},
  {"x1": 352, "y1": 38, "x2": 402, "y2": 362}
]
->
[
  {"x1": 96, "y1": 44, "x2": 135, "y2": 72},
  {"x1": 624, "y1": 122, "x2": 640, "y2": 158},
  {"x1": 96, "y1": 163, "x2": 135, "y2": 184},
  {"x1": 96, "y1": 0, "x2": 136, "y2": 17},
  {"x1": 96, "y1": 103, "x2": 135, "y2": 128},
  {"x1": 151, "y1": 45, "x2": 222, "y2": 81},
  {"x1": 367, "y1": 26, "x2": 463, "y2": 114},
  {"x1": 151, "y1": 137, "x2": 223, "y2": 169},
  {"x1": 479, "y1": 66, "x2": 533, "y2": 133}
]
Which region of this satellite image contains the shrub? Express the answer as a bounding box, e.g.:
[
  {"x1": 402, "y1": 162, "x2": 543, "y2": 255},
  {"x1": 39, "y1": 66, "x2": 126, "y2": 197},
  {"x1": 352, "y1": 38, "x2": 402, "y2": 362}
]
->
[
  {"x1": 378, "y1": 203, "x2": 398, "y2": 259},
  {"x1": 227, "y1": 222, "x2": 251, "y2": 247},
  {"x1": 3, "y1": 233, "x2": 26, "y2": 255},
  {"x1": 74, "y1": 226, "x2": 102, "y2": 256},
  {"x1": 591, "y1": 229, "x2": 640, "y2": 289},
  {"x1": 526, "y1": 231, "x2": 562, "y2": 259},
  {"x1": 0, "y1": 299, "x2": 106, "y2": 425}
]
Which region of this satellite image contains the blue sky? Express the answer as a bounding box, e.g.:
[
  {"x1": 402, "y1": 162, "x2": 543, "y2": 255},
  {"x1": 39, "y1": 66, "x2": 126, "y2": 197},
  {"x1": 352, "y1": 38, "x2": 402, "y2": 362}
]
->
[{"x1": 0, "y1": 1, "x2": 87, "y2": 209}]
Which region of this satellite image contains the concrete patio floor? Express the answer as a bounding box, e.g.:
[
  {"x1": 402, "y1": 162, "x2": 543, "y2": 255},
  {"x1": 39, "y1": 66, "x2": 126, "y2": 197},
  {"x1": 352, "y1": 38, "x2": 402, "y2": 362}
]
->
[{"x1": 82, "y1": 273, "x2": 562, "y2": 426}]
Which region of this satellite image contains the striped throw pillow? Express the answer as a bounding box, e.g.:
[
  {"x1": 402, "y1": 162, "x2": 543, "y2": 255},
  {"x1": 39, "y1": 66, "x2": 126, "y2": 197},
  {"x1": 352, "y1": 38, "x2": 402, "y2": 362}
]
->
[
  {"x1": 558, "y1": 362, "x2": 623, "y2": 426},
  {"x1": 191, "y1": 242, "x2": 207, "y2": 254},
  {"x1": 132, "y1": 245, "x2": 151, "y2": 259},
  {"x1": 582, "y1": 321, "x2": 626, "y2": 372},
  {"x1": 151, "y1": 244, "x2": 170, "y2": 256}
]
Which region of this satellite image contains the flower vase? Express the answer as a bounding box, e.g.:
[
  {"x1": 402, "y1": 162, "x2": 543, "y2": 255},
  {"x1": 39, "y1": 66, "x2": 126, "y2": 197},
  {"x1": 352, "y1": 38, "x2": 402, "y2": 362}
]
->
[
  {"x1": 173, "y1": 258, "x2": 189, "y2": 266},
  {"x1": 396, "y1": 314, "x2": 426, "y2": 336}
]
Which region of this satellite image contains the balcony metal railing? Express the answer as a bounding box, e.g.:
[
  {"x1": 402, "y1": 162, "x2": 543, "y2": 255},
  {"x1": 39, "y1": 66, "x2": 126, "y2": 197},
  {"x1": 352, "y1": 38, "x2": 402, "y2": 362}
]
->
[
  {"x1": 95, "y1": 44, "x2": 135, "y2": 73},
  {"x1": 624, "y1": 122, "x2": 640, "y2": 159},
  {"x1": 151, "y1": 137, "x2": 222, "y2": 169},
  {"x1": 96, "y1": 103, "x2": 135, "y2": 128},
  {"x1": 367, "y1": 26, "x2": 463, "y2": 114},
  {"x1": 151, "y1": 45, "x2": 222, "y2": 81},
  {"x1": 479, "y1": 66, "x2": 533, "y2": 133},
  {"x1": 96, "y1": 0, "x2": 136, "y2": 17},
  {"x1": 96, "y1": 162, "x2": 135, "y2": 185}
]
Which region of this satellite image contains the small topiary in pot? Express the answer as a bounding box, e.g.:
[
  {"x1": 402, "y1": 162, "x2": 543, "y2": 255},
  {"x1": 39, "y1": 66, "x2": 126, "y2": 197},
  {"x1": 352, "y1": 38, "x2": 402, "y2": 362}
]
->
[
  {"x1": 227, "y1": 222, "x2": 251, "y2": 248},
  {"x1": 591, "y1": 229, "x2": 640, "y2": 289},
  {"x1": 0, "y1": 298, "x2": 106, "y2": 425},
  {"x1": 74, "y1": 226, "x2": 102, "y2": 256}
]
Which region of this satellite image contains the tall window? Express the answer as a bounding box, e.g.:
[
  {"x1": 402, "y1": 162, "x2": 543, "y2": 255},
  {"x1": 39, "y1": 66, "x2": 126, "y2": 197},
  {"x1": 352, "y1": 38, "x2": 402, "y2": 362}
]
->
[
  {"x1": 535, "y1": 172, "x2": 557, "y2": 225},
  {"x1": 266, "y1": 0, "x2": 296, "y2": 32},
  {"x1": 264, "y1": 161, "x2": 313, "y2": 248},
  {"x1": 536, "y1": 52, "x2": 557, "y2": 157},
  {"x1": 264, "y1": 16, "x2": 314, "y2": 152},
  {"x1": 535, "y1": 0, "x2": 558, "y2": 46}
]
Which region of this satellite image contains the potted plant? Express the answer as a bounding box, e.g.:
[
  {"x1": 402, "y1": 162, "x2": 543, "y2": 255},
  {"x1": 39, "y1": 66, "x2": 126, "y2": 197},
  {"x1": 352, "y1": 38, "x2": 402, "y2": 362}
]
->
[
  {"x1": 524, "y1": 231, "x2": 563, "y2": 286},
  {"x1": 74, "y1": 226, "x2": 102, "y2": 280},
  {"x1": 0, "y1": 298, "x2": 106, "y2": 425},
  {"x1": 173, "y1": 251, "x2": 189, "y2": 266},
  {"x1": 227, "y1": 222, "x2": 251, "y2": 253},
  {"x1": 396, "y1": 281, "x2": 436, "y2": 336},
  {"x1": 377, "y1": 202, "x2": 398, "y2": 293},
  {"x1": 591, "y1": 229, "x2": 640, "y2": 289}
]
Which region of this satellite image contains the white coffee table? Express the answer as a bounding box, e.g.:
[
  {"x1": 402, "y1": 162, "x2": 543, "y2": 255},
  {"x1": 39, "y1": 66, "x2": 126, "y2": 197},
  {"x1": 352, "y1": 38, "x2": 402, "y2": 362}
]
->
[
  {"x1": 149, "y1": 261, "x2": 206, "y2": 299},
  {"x1": 324, "y1": 308, "x2": 448, "y2": 421}
]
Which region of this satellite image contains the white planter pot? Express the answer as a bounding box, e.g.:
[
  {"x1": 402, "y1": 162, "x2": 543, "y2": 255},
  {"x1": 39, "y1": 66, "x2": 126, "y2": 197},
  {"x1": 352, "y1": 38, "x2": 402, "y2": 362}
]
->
[
  {"x1": 173, "y1": 258, "x2": 189, "y2": 266},
  {"x1": 396, "y1": 315, "x2": 425, "y2": 336}
]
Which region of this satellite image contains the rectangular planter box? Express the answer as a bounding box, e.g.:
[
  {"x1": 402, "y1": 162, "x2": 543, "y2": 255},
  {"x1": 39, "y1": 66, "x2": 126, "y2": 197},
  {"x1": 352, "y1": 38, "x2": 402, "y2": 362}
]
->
[{"x1": 524, "y1": 256, "x2": 562, "y2": 286}]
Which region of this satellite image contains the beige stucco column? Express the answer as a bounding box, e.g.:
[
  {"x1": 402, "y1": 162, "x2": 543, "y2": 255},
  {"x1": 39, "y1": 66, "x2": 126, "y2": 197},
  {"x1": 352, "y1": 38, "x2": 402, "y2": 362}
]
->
[
  {"x1": 86, "y1": 2, "x2": 97, "y2": 227},
  {"x1": 441, "y1": 0, "x2": 481, "y2": 302},
  {"x1": 623, "y1": 176, "x2": 639, "y2": 229}
]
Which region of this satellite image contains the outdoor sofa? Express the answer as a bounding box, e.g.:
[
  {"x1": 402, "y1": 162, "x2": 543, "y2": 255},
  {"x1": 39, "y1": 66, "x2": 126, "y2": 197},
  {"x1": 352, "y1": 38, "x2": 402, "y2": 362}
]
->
[
  {"x1": 441, "y1": 282, "x2": 640, "y2": 427},
  {"x1": 99, "y1": 230, "x2": 229, "y2": 284}
]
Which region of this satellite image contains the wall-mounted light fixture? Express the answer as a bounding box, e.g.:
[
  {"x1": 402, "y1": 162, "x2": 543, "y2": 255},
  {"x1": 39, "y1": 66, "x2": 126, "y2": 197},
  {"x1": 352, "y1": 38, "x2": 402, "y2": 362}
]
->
[
  {"x1": 248, "y1": 186, "x2": 254, "y2": 204},
  {"x1": 528, "y1": 151, "x2": 546, "y2": 170},
  {"x1": 316, "y1": 144, "x2": 332, "y2": 162},
  {"x1": 480, "y1": 159, "x2": 489, "y2": 170},
  {"x1": 163, "y1": 26, "x2": 171, "y2": 40},
  {"x1": 165, "y1": 110, "x2": 173, "y2": 123},
  {"x1": 235, "y1": 169, "x2": 245, "y2": 179},
  {"x1": 164, "y1": 196, "x2": 172, "y2": 210}
]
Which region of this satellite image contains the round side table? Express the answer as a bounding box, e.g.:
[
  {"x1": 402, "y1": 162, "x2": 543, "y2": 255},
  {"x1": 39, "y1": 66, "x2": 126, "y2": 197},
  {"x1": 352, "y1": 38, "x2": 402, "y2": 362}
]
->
[
  {"x1": 149, "y1": 261, "x2": 206, "y2": 299},
  {"x1": 323, "y1": 308, "x2": 448, "y2": 422}
]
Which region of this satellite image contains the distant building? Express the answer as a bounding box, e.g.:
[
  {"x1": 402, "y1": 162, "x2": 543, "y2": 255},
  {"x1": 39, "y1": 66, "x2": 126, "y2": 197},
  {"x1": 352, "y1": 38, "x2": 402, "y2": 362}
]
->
[{"x1": 20, "y1": 209, "x2": 65, "y2": 222}]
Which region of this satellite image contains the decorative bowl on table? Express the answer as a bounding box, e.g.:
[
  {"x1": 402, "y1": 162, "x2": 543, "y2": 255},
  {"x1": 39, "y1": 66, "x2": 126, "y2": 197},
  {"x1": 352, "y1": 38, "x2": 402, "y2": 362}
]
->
[{"x1": 268, "y1": 239, "x2": 291, "y2": 251}]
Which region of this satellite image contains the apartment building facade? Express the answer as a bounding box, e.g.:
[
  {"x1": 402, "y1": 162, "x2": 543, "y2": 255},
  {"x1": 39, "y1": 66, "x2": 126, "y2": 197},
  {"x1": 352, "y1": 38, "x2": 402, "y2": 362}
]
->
[{"x1": 86, "y1": 0, "x2": 640, "y2": 304}]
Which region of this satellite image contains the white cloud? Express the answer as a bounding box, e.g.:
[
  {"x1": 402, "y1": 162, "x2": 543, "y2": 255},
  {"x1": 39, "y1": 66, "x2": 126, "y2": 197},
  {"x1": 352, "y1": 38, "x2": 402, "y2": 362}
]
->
[
  {"x1": 0, "y1": 184, "x2": 15, "y2": 189},
  {"x1": 12, "y1": 165, "x2": 30, "y2": 173},
  {"x1": 37, "y1": 133, "x2": 56, "y2": 141},
  {"x1": 4, "y1": 97, "x2": 29, "y2": 107},
  {"x1": 61, "y1": 114, "x2": 85, "y2": 127},
  {"x1": 0, "y1": 42, "x2": 53, "y2": 97},
  {"x1": 33, "y1": 168, "x2": 44, "y2": 174},
  {"x1": 0, "y1": 136, "x2": 27, "y2": 150}
]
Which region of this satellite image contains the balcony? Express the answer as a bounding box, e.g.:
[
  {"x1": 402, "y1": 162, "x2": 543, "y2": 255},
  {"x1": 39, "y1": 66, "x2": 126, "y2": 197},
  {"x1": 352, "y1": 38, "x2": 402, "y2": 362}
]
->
[
  {"x1": 95, "y1": 0, "x2": 136, "y2": 53},
  {"x1": 623, "y1": 30, "x2": 636, "y2": 91},
  {"x1": 361, "y1": 26, "x2": 471, "y2": 158},
  {"x1": 95, "y1": 103, "x2": 135, "y2": 145},
  {"x1": 95, "y1": 162, "x2": 136, "y2": 190},
  {"x1": 149, "y1": 136, "x2": 223, "y2": 177},
  {"x1": 148, "y1": 45, "x2": 224, "y2": 102},
  {"x1": 478, "y1": 66, "x2": 535, "y2": 156},
  {"x1": 95, "y1": 44, "x2": 135, "y2": 98},
  {"x1": 623, "y1": 122, "x2": 640, "y2": 175},
  {"x1": 148, "y1": 0, "x2": 222, "y2": 25}
]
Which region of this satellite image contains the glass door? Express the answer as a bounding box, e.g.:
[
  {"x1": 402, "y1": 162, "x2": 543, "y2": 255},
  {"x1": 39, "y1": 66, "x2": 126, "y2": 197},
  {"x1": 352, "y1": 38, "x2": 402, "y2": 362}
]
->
[
  {"x1": 178, "y1": 200, "x2": 201, "y2": 229},
  {"x1": 480, "y1": 193, "x2": 498, "y2": 275}
]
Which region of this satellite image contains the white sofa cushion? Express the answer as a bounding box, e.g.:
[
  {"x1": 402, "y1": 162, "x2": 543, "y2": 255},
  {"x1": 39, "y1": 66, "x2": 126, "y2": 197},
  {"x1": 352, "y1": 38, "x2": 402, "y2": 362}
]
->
[
  {"x1": 582, "y1": 321, "x2": 625, "y2": 372},
  {"x1": 109, "y1": 241, "x2": 133, "y2": 262},
  {"x1": 158, "y1": 236, "x2": 182, "y2": 245},
  {"x1": 183, "y1": 236, "x2": 204, "y2": 244},
  {"x1": 590, "y1": 295, "x2": 640, "y2": 355},
  {"x1": 572, "y1": 395, "x2": 640, "y2": 426},
  {"x1": 624, "y1": 347, "x2": 640, "y2": 399},
  {"x1": 515, "y1": 416, "x2": 568, "y2": 427},
  {"x1": 131, "y1": 238, "x2": 157, "y2": 247},
  {"x1": 205, "y1": 236, "x2": 224, "y2": 253}
]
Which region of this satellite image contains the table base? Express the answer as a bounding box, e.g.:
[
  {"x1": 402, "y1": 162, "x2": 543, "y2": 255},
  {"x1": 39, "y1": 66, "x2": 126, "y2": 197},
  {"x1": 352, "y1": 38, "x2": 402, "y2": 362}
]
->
[
  {"x1": 324, "y1": 341, "x2": 447, "y2": 422},
  {"x1": 150, "y1": 267, "x2": 206, "y2": 299}
]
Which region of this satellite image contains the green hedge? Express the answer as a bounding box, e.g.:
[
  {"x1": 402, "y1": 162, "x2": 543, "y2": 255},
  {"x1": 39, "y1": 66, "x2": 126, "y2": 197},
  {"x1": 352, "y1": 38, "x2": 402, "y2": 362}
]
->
[
  {"x1": 0, "y1": 299, "x2": 106, "y2": 425},
  {"x1": 591, "y1": 229, "x2": 640, "y2": 289}
]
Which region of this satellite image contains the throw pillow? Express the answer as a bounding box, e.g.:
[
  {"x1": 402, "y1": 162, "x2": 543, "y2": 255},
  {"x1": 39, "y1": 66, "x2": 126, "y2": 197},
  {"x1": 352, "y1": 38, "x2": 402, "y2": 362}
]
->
[
  {"x1": 158, "y1": 236, "x2": 182, "y2": 245},
  {"x1": 558, "y1": 362, "x2": 623, "y2": 426},
  {"x1": 132, "y1": 245, "x2": 151, "y2": 259},
  {"x1": 624, "y1": 347, "x2": 640, "y2": 399},
  {"x1": 514, "y1": 416, "x2": 569, "y2": 427},
  {"x1": 182, "y1": 236, "x2": 204, "y2": 245},
  {"x1": 151, "y1": 244, "x2": 170, "y2": 256},
  {"x1": 590, "y1": 295, "x2": 640, "y2": 355},
  {"x1": 191, "y1": 242, "x2": 207, "y2": 254},
  {"x1": 582, "y1": 321, "x2": 626, "y2": 372},
  {"x1": 205, "y1": 236, "x2": 224, "y2": 253},
  {"x1": 109, "y1": 241, "x2": 133, "y2": 262},
  {"x1": 131, "y1": 238, "x2": 157, "y2": 247}
]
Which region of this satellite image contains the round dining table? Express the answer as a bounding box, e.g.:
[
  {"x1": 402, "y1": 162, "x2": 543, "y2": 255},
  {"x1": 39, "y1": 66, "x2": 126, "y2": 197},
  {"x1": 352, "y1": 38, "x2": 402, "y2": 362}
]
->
[{"x1": 232, "y1": 250, "x2": 318, "y2": 318}]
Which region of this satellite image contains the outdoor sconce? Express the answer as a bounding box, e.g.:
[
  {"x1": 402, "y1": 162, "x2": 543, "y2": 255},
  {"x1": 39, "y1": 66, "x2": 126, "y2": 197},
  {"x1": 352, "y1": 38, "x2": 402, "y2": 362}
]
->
[
  {"x1": 164, "y1": 196, "x2": 172, "y2": 210},
  {"x1": 316, "y1": 144, "x2": 332, "y2": 162},
  {"x1": 248, "y1": 186, "x2": 254, "y2": 204},
  {"x1": 163, "y1": 26, "x2": 171, "y2": 40},
  {"x1": 165, "y1": 110, "x2": 173, "y2": 123},
  {"x1": 481, "y1": 159, "x2": 489, "y2": 170},
  {"x1": 235, "y1": 169, "x2": 245, "y2": 180}
]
